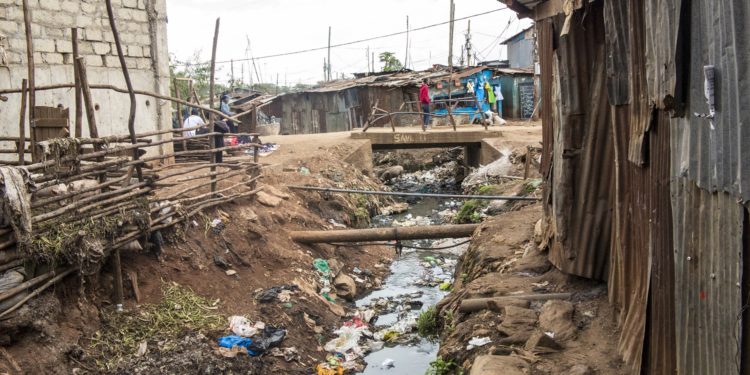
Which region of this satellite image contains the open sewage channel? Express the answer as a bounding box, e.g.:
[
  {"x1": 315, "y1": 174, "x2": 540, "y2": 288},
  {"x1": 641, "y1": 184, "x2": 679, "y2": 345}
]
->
[{"x1": 350, "y1": 150, "x2": 471, "y2": 374}]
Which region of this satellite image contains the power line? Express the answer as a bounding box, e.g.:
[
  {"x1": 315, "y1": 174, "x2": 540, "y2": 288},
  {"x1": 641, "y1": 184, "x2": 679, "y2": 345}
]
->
[{"x1": 173, "y1": 7, "x2": 507, "y2": 67}]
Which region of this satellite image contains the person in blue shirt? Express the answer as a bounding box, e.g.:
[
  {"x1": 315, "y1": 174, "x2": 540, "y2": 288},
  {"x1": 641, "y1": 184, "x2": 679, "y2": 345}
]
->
[{"x1": 220, "y1": 94, "x2": 237, "y2": 133}]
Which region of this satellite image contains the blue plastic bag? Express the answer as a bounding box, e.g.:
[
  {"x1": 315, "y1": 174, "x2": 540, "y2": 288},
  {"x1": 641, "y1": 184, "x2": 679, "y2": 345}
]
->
[{"x1": 217, "y1": 335, "x2": 258, "y2": 356}]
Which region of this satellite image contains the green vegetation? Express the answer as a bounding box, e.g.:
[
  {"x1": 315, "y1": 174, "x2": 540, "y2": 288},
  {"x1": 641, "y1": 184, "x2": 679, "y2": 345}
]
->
[
  {"x1": 524, "y1": 179, "x2": 543, "y2": 194},
  {"x1": 454, "y1": 199, "x2": 485, "y2": 224},
  {"x1": 417, "y1": 306, "x2": 439, "y2": 337},
  {"x1": 90, "y1": 282, "x2": 223, "y2": 370},
  {"x1": 379, "y1": 51, "x2": 404, "y2": 72},
  {"x1": 426, "y1": 357, "x2": 462, "y2": 375}
]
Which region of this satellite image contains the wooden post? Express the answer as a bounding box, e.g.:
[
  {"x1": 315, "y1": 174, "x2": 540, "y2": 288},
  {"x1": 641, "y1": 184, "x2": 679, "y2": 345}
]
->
[
  {"x1": 290, "y1": 224, "x2": 479, "y2": 244},
  {"x1": 524, "y1": 146, "x2": 531, "y2": 180},
  {"x1": 208, "y1": 18, "x2": 220, "y2": 193},
  {"x1": 21, "y1": 0, "x2": 36, "y2": 161},
  {"x1": 72, "y1": 28, "x2": 83, "y2": 138},
  {"x1": 18, "y1": 80, "x2": 27, "y2": 164},
  {"x1": 106, "y1": 0, "x2": 142, "y2": 182},
  {"x1": 75, "y1": 58, "x2": 100, "y2": 141},
  {"x1": 112, "y1": 249, "x2": 124, "y2": 311},
  {"x1": 174, "y1": 79, "x2": 187, "y2": 151}
]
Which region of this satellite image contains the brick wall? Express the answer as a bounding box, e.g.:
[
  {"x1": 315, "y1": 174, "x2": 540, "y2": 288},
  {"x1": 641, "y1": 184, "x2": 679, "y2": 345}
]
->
[{"x1": 0, "y1": 0, "x2": 171, "y2": 158}]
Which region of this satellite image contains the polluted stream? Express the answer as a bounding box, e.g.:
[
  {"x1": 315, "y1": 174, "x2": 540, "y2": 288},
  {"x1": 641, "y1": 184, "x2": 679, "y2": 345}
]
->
[{"x1": 352, "y1": 156, "x2": 471, "y2": 374}]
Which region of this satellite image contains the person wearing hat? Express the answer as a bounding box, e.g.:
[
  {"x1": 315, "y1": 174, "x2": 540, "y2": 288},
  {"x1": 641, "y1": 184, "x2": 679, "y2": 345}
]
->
[{"x1": 220, "y1": 94, "x2": 237, "y2": 133}]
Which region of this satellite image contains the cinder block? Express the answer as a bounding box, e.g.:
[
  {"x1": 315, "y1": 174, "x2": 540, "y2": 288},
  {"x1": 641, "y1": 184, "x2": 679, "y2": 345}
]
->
[
  {"x1": 0, "y1": 21, "x2": 18, "y2": 34},
  {"x1": 84, "y1": 28, "x2": 103, "y2": 41},
  {"x1": 5, "y1": 51, "x2": 22, "y2": 64},
  {"x1": 124, "y1": 56, "x2": 137, "y2": 69},
  {"x1": 41, "y1": 52, "x2": 64, "y2": 64},
  {"x1": 39, "y1": 0, "x2": 61, "y2": 11},
  {"x1": 131, "y1": 10, "x2": 148, "y2": 22},
  {"x1": 92, "y1": 42, "x2": 110, "y2": 55},
  {"x1": 136, "y1": 57, "x2": 151, "y2": 70},
  {"x1": 35, "y1": 39, "x2": 56, "y2": 53},
  {"x1": 126, "y1": 45, "x2": 142, "y2": 57},
  {"x1": 135, "y1": 34, "x2": 150, "y2": 45},
  {"x1": 61, "y1": 1, "x2": 79, "y2": 13},
  {"x1": 142, "y1": 46, "x2": 151, "y2": 57},
  {"x1": 104, "y1": 55, "x2": 121, "y2": 67},
  {"x1": 84, "y1": 54, "x2": 103, "y2": 67},
  {"x1": 138, "y1": 0, "x2": 146, "y2": 10},
  {"x1": 8, "y1": 38, "x2": 26, "y2": 51},
  {"x1": 56, "y1": 39, "x2": 73, "y2": 53},
  {"x1": 80, "y1": 2, "x2": 97, "y2": 13},
  {"x1": 75, "y1": 15, "x2": 94, "y2": 28},
  {"x1": 122, "y1": 0, "x2": 137, "y2": 8}
]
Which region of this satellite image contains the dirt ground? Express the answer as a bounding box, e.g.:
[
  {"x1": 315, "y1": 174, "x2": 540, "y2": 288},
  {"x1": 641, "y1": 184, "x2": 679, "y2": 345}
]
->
[{"x1": 0, "y1": 137, "x2": 396, "y2": 374}]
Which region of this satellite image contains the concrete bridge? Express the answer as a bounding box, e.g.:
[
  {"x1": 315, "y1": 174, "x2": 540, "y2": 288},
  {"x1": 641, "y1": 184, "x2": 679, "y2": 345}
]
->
[{"x1": 350, "y1": 126, "x2": 504, "y2": 167}]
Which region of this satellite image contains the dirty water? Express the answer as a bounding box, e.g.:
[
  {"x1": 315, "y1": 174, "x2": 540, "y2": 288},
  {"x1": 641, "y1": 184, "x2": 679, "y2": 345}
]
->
[{"x1": 356, "y1": 171, "x2": 470, "y2": 374}]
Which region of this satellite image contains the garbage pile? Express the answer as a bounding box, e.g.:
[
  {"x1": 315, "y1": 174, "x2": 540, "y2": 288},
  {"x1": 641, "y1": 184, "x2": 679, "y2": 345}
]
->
[
  {"x1": 216, "y1": 316, "x2": 289, "y2": 358},
  {"x1": 416, "y1": 255, "x2": 456, "y2": 288},
  {"x1": 316, "y1": 292, "x2": 427, "y2": 374}
]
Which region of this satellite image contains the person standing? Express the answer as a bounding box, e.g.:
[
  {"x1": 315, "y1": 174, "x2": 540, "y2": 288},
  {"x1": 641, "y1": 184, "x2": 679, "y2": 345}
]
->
[
  {"x1": 419, "y1": 78, "x2": 431, "y2": 130},
  {"x1": 493, "y1": 84, "x2": 504, "y2": 114},
  {"x1": 182, "y1": 108, "x2": 205, "y2": 137},
  {"x1": 220, "y1": 94, "x2": 237, "y2": 133}
]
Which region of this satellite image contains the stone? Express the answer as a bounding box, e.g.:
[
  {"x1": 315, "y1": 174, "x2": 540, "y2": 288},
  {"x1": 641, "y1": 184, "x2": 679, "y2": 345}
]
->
[
  {"x1": 380, "y1": 202, "x2": 409, "y2": 215},
  {"x1": 263, "y1": 185, "x2": 291, "y2": 200},
  {"x1": 256, "y1": 191, "x2": 281, "y2": 207},
  {"x1": 35, "y1": 39, "x2": 56, "y2": 53},
  {"x1": 567, "y1": 364, "x2": 595, "y2": 375},
  {"x1": 497, "y1": 306, "x2": 537, "y2": 345},
  {"x1": 539, "y1": 300, "x2": 577, "y2": 341},
  {"x1": 327, "y1": 258, "x2": 343, "y2": 277},
  {"x1": 534, "y1": 219, "x2": 543, "y2": 244},
  {"x1": 524, "y1": 331, "x2": 563, "y2": 353},
  {"x1": 333, "y1": 273, "x2": 357, "y2": 302},
  {"x1": 378, "y1": 165, "x2": 404, "y2": 181},
  {"x1": 470, "y1": 355, "x2": 529, "y2": 375}
]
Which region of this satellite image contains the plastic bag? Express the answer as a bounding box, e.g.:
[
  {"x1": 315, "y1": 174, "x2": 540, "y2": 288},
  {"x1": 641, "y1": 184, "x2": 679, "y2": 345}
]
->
[
  {"x1": 228, "y1": 316, "x2": 264, "y2": 337},
  {"x1": 217, "y1": 335, "x2": 256, "y2": 355},
  {"x1": 247, "y1": 326, "x2": 287, "y2": 353},
  {"x1": 313, "y1": 259, "x2": 331, "y2": 274}
]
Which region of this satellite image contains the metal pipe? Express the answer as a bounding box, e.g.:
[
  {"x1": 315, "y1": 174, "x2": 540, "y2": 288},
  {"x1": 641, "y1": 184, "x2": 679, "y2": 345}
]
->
[
  {"x1": 290, "y1": 224, "x2": 479, "y2": 244},
  {"x1": 286, "y1": 185, "x2": 541, "y2": 201}
]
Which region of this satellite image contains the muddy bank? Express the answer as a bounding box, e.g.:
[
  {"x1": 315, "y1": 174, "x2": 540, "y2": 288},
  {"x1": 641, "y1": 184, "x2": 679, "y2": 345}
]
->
[
  {"x1": 0, "y1": 149, "x2": 396, "y2": 374},
  {"x1": 433, "y1": 204, "x2": 628, "y2": 374}
]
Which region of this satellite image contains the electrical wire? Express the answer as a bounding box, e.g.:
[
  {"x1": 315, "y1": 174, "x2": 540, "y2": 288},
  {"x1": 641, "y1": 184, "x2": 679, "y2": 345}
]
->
[{"x1": 173, "y1": 7, "x2": 508, "y2": 67}]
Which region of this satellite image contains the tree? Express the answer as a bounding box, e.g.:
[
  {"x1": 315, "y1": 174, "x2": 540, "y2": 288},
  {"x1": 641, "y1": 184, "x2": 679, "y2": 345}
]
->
[{"x1": 379, "y1": 52, "x2": 403, "y2": 72}]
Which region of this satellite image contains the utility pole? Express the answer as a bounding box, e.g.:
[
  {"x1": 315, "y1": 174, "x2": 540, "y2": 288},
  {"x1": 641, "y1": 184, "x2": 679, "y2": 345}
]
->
[
  {"x1": 448, "y1": 0, "x2": 455, "y2": 68},
  {"x1": 230, "y1": 59, "x2": 235, "y2": 88},
  {"x1": 465, "y1": 20, "x2": 472, "y2": 66},
  {"x1": 327, "y1": 26, "x2": 332, "y2": 81},
  {"x1": 366, "y1": 46, "x2": 370, "y2": 73},
  {"x1": 372, "y1": 52, "x2": 375, "y2": 73},
  {"x1": 404, "y1": 16, "x2": 410, "y2": 69},
  {"x1": 323, "y1": 58, "x2": 327, "y2": 81},
  {"x1": 276, "y1": 73, "x2": 279, "y2": 94}
]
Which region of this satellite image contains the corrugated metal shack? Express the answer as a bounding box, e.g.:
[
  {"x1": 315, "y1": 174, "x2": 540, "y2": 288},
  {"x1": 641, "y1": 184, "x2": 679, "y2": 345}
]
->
[{"x1": 509, "y1": 0, "x2": 750, "y2": 373}]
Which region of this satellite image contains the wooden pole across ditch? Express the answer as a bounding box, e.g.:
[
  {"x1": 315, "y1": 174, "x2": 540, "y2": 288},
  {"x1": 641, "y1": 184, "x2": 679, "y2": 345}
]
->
[
  {"x1": 286, "y1": 185, "x2": 541, "y2": 201},
  {"x1": 290, "y1": 224, "x2": 479, "y2": 244}
]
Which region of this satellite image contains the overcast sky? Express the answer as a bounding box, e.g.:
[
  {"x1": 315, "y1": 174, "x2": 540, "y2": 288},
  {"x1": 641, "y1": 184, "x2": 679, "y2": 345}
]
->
[{"x1": 165, "y1": 0, "x2": 532, "y2": 85}]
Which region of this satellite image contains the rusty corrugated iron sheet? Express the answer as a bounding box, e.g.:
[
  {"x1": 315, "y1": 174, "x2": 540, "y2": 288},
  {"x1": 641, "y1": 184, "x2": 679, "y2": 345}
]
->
[
  {"x1": 671, "y1": 177, "x2": 744, "y2": 375},
  {"x1": 546, "y1": 3, "x2": 613, "y2": 281},
  {"x1": 644, "y1": 0, "x2": 682, "y2": 110},
  {"x1": 537, "y1": 19, "x2": 554, "y2": 176},
  {"x1": 671, "y1": 0, "x2": 750, "y2": 203}
]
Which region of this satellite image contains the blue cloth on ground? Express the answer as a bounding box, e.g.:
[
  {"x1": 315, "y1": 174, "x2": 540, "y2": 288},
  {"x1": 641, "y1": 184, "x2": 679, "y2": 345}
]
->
[{"x1": 217, "y1": 335, "x2": 258, "y2": 356}]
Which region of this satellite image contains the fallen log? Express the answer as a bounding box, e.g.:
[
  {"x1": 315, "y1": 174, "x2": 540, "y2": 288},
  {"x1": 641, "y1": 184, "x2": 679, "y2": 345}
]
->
[
  {"x1": 458, "y1": 293, "x2": 573, "y2": 313},
  {"x1": 289, "y1": 224, "x2": 479, "y2": 244}
]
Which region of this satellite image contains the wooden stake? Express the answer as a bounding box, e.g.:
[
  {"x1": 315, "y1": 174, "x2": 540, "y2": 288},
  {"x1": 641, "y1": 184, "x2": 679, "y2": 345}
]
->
[
  {"x1": 106, "y1": 0, "x2": 142, "y2": 182},
  {"x1": 75, "y1": 58, "x2": 100, "y2": 141},
  {"x1": 112, "y1": 249, "x2": 124, "y2": 311},
  {"x1": 18, "y1": 79, "x2": 27, "y2": 164},
  {"x1": 174, "y1": 79, "x2": 188, "y2": 151},
  {"x1": 72, "y1": 28, "x2": 83, "y2": 137},
  {"x1": 524, "y1": 146, "x2": 531, "y2": 180},
  {"x1": 21, "y1": 0, "x2": 36, "y2": 161},
  {"x1": 127, "y1": 270, "x2": 141, "y2": 303},
  {"x1": 208, "y1": 18, "x2": 220, "y2": 193}
]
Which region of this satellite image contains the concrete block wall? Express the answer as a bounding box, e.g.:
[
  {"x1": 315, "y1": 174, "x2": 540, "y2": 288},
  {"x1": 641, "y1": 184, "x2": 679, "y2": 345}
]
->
[{"x1": 0, "y1": 0, "x2": 171, "y2": 159}]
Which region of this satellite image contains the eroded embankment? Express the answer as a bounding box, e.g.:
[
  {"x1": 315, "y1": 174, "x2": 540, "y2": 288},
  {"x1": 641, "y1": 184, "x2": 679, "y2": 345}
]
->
[
  {"x1": 433, "y1": 204, "x2": 629, "y2": 375},
  {"x1": 0, "y1": 143, "x2": 397, "y2": 375}
]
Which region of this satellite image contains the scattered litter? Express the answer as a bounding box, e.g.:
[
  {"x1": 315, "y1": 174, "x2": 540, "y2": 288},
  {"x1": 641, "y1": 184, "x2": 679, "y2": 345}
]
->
[
  {"x1": 439, "y1": 282, "x2": 452, "y2": 291},
  {"x1": 210, "y1": 218, "x2": 224, "y2": 234},
  {"x1": 136, "y1": 341, "x2": 148, "y2": 357},
  {"x1": 328, "y1": 218, "x2": 347, "y2": 228},
  {"x1": 582, "y1": 310, "x2": 596, "y2": 318},
  {"x1": 269, "y1": 346, "x2": 298, "y2": 362},
  {"x1": 256, "y1": 285, "x2": 300, "y2": 303},
  {"x1": 381, "y1": 358, "x2": 395, "y2": 369},
  {"x1": 213, "y1": 255, "x2": 231, "y2": 269},
  {"x1": 545, "y1": 331, "x2": 555, "y2": 338},
  {"x1": 225, "y1": 269, "x2": 237, "y2": 276},
  {"x1": 316, "y1": 364, "x2": 344, "y2": 375},
  {"x1": 352, "y1": 267, "x2": 362, "y2": 274},
  {"x1": 467, "y1": 336, "x2": 493, "y2": 350},
  {"x1": 228, "y1": 316, "x2": 264, "y2": 337},
  {"x1": 299, "y1": 167, "x2": 311, "y2": 175},
  {"x1": 217, "y1": 335, "x2": 256, "y2": 355},
  {"x1": 247, "y1": 326, "x2": 287, "y2": 354}
]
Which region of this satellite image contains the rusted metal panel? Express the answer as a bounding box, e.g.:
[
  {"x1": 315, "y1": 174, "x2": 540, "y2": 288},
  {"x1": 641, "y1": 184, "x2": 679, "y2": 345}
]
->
[
  {"x1": 547, "y1": 3, "x2": 613, "y2": 280},
  {"x1": 672, "y1": 0, "x2": 750, "y2": 203},
  {"x1": 609, "y1": 108, "x2": 675, "y2": 375},
  {"x1": 537, "y1": 19, "x2": 554, "y2": 176},
  {"x1": 644, "y1": 0, "x2": 682, "y2": 109},
  {"x1": 671, "y1": 177, "x2": 744, "y2": 375}
]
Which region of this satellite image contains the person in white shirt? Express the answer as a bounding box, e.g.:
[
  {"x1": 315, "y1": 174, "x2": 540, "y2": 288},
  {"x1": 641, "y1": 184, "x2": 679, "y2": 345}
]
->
[
  {"x1": 493, "y1": 85, "x2": 504, "y2": 113},
  {"x1": 182, "y1": 108, "x2": 205, "y2": 137}
]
